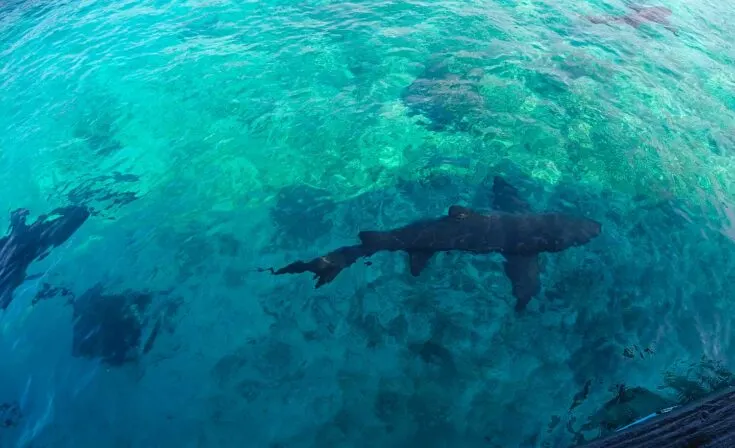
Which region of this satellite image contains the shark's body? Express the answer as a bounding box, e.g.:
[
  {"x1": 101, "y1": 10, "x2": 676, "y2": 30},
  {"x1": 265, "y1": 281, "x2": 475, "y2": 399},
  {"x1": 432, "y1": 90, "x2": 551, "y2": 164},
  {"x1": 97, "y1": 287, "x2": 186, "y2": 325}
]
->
[
  {"x1": 268, "y1": 176, "x2": 601, "y2": 310},
  {"x1": 0, "y1": 205, "x2": 90, "y2": 310}
]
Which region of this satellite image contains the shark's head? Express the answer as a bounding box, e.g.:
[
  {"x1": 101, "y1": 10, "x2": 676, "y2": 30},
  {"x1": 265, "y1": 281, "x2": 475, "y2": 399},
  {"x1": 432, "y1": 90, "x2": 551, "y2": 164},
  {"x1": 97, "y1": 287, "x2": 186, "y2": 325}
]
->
[
  {"x1": 516, "y1": 214, "x2": 602, "y2": 254},
  {"x1": 556, "y1": 215, "x2": 602, "y2": 250},
  {"x1": 497, "y1": 213, "x2": 602, "y2": 255}
]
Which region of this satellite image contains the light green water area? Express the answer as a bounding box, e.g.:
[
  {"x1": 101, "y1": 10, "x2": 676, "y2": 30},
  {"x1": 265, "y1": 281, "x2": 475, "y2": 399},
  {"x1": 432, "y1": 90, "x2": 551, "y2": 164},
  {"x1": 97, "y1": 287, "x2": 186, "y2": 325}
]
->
[{"x1": 1, "y1": 0, "x2": 734, "y2": 446}]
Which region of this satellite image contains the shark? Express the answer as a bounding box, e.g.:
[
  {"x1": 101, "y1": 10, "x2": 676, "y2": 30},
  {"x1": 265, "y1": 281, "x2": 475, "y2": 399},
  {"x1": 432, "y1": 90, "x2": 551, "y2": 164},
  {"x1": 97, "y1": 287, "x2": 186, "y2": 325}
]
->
[
  {"x1": 0, "y1": 205, "x2": 90, "y2": 310},
  {"x1": 264, "y1": 176, "x2": 601, "y2": 311},
  {"x1": 586, "y1": 4, "x2": 677, "y2": 35}
]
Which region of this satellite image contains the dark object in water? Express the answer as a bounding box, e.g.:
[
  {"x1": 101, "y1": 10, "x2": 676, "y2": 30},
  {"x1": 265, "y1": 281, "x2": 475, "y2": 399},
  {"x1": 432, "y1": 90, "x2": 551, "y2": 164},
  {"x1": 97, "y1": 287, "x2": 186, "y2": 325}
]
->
[
  {"x1": 271, "y1": 184, "x2": 336, "y2": 245},
  {"x1": 63, "y1": 172, "x2": 140, "y2": 218},
  {"x1": 0, "y1": 401, "x2": 21, "y2": 428},
  {"x1": 32, "y1": 282, "x2": 75, "y2": 306},
  {"x1": 263, "y1": 176, "x2": 601, "y2": 310},
  {"x1": 402, "y1": 60, "x2": 486, "y2": 132},
  {"x1": 142, "y1": 316, "x2": 163, "y2": 355},
  {"x1": 581, "y1": 387, "x2": 735, "y2": 447},
  {"x1": 71, "y1": 284, "x2": 155, "y2": 367},
  {"x1": 492, "y1": 175, "x2": 543, "y2": 311},
  {"x1": 586, "y1": 5, "x2": 677, "y2": 35},
  {"x1": 0, "y1": 206, "x2": 90, "y2": 310},
  {"x1": 661, "y1": 355, "x2": 735, "y2": 404},
  {"x1": 570, "y1": 379, "x2": 593, "y2": 412},
  {"x1": 581, "y1": 385, "x2": 676, "y2": 435},
  {"x1": 409, "y1": 338, "x2": 457, "y2": 374}
]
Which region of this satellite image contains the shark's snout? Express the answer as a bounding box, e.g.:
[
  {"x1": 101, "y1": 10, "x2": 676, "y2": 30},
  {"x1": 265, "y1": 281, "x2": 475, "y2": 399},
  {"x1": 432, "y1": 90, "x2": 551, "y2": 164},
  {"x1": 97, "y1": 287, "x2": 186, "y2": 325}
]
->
[{"x1": 571, "y1": 217, "x2": 602, "y2": 246}]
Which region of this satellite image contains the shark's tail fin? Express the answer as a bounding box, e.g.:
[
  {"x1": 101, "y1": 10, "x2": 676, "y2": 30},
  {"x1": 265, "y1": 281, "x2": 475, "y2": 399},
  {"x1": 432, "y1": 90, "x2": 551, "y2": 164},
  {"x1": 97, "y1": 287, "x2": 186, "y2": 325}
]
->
[
  {"x1": 264, "y1": 245, "x2": 367, "y2": 288},
  {"x1": 272, "y1": 260, "x2": 342, "y2": 288}
]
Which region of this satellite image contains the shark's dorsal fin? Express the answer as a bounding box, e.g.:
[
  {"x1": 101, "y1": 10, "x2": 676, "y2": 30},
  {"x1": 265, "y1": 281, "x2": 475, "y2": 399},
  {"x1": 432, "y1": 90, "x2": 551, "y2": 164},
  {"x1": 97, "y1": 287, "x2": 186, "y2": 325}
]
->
[
  {"x1": 448, "y1": 205, "x2": 473, "y2": 219},
  {"x1": 408, "y1": 250, "x2": 434, "y2": 276},
  {"x1": 492, "y1": 176, "x2": 531, "y2": 214}
]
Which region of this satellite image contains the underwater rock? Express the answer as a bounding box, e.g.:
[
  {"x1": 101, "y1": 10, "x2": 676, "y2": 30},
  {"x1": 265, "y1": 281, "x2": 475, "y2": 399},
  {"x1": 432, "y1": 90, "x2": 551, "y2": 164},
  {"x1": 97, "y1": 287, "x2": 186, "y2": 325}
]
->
[
  {"x1": 71, "y1": 284, "x2": 174, "y2": 367},
  {"x1": 408, "y1": 338, "x2": 457, "y2": 375},
  {"x1": 212, "y1": 339, "x2": 299, "y2": 388},
  {"x1": 0, "y1": 401, "x2": 21, "y2": 428},
  {"x1": 548, "y1": 414, "x2": 562, "y2": 433},
  {"x1": 402, "y1": 58, "x2": 486, "y2": 132},
  {"x1": 374, "y1": 388, "x2": 405, "y2": 425},
  {"x1": 405, "y1": 383, "x2": 460, "y2": 446},
  {"x1": 387, "y1": 314, "x2": 409, "y2": 341},
  {"x1": 397, "y1": 171, "x2": 470, "y2": 217},
  {"x1": 309, "y1": 294, "x2": 341, "y2": 337},
  {"x1": 70, "y1": 95, "x2": 124, "y2": 157},
  {"x1": 270, "y1": 184, "x2": 336, "y2": 246},
  {"x1": 31, "y1": 282, "x2": 75, "y2": 306},
  {"x1": 661, "y1": 356, "x2": 735, "y2": 404},
  {"x1": 570, "y1": 379, "x2": 593, "y2": 412},
  {"x1": 354, "y1": 313, "x2": 384, "y2": 349},
  {"x1": 622, "y1": 344, "x2": 655, "y2": 360},
  {"x1": 586, "y1": 4, "x2": 677, "y2": 35},
  {"x1": 211, "y1": 346, "x2": 251, "y2": 386},
  {"x1": 214, "y1": 232, "x2": 241, "y2": 257},
  {"x1": 82, "y1": 132, "x2": 123, "y2": 157},
  {"x1": 0, "y1": 205, "x2": 90, "y2": 310}
]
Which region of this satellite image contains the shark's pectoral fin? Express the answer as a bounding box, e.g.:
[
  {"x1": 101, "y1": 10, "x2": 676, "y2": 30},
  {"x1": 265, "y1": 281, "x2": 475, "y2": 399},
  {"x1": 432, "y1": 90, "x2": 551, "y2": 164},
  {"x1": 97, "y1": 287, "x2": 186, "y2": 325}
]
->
[
  {"x1": 492, "y1": 176, "x2": 542, "y2": 310},
  {"x1": 408, "y1": 250, "x2": 435, "y2": 276},
  {"x1": 502, "y1": 254, "x2": 541, "y2": 312}
]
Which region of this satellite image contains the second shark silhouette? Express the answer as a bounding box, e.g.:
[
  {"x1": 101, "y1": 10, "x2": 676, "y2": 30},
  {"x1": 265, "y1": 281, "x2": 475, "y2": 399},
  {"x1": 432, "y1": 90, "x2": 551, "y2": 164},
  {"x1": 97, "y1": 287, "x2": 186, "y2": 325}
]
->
[
  {"x1": 266, "y1": 176, "x2": 601, "y2": 311},
  {"x1": 0, "y1": 206, "x2": 90, "y2": 310}
]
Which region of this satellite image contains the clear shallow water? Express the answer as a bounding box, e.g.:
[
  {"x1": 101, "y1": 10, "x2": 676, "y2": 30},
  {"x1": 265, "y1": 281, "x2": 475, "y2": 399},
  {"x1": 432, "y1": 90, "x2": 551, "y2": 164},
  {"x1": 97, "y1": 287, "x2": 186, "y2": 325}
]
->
[{"x1": 0, "y1": 0, "x2": 734, "y2": 446}]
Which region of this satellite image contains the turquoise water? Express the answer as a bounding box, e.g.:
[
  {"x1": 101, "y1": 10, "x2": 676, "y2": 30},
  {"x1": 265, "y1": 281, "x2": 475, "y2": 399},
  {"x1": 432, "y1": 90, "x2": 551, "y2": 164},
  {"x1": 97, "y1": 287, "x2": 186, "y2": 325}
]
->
[{"x1": 1, "y1": 0, "x2": 734, "y2": 446}]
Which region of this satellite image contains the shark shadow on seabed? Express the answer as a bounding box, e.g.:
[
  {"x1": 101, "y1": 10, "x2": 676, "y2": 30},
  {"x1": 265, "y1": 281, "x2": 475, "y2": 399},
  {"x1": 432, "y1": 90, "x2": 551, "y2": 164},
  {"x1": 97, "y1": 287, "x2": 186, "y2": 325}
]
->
[
  {"x1": 70, "y1": 284, "x2": 183, "y2": 367},
  {"x1": 262, "y1": 176, "x2": 602, "y2": 311}
]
